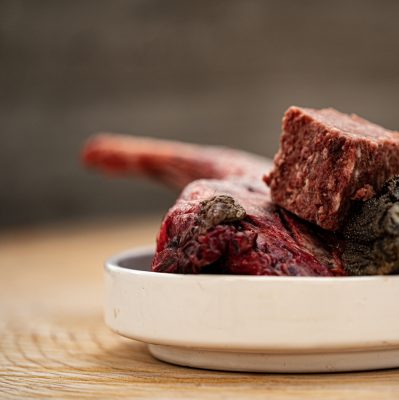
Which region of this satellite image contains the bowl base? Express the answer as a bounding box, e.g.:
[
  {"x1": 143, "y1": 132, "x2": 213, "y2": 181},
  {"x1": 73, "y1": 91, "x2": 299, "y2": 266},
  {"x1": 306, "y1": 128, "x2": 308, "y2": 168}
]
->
[{"x1": 148, "y1": 344, "x2": 399, "y2": 373}]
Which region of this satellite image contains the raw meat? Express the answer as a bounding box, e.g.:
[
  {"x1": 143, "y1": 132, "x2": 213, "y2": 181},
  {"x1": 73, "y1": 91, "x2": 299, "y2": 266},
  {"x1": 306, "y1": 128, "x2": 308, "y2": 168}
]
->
[
  {"x1": 82, "y1": 134, "x2": 345, "y2": 276},
  {"x1": 265, "y1": 106, "x2": 399, "y2": 231},
  {"x1": 152, "y1": 179, "x2": 344, "y2": 276},
  {"x1": 342, "y1": 175, "x2": 399, "y2": 275},
  {"x1": 83, "y1": 133, "x2": 271, "y2": 189}
]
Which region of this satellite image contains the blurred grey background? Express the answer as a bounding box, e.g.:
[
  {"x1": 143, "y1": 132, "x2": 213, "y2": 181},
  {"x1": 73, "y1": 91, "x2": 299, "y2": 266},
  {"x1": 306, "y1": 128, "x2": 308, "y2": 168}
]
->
[{"x1": 1, "y1": 0, "x2": 399, "y2": 228}]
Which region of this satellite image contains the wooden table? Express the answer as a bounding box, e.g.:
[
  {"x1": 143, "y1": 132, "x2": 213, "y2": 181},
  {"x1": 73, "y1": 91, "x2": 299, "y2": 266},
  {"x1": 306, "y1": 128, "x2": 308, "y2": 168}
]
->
[{"x1": 1, "y1": 217, "x2": 399, "y2": 399}]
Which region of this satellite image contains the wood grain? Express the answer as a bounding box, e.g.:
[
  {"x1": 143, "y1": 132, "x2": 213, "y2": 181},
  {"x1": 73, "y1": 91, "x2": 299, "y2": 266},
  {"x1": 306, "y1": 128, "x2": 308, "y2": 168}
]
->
[{"x1": 1, "y1": 217, "x2": 399, "y2": 399}]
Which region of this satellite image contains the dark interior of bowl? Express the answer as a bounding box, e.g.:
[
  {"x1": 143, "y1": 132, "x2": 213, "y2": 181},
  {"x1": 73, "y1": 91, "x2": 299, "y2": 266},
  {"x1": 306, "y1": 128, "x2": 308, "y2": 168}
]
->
[{"x1": 117, "y1": 250, "x2": 153, "y2": 272}]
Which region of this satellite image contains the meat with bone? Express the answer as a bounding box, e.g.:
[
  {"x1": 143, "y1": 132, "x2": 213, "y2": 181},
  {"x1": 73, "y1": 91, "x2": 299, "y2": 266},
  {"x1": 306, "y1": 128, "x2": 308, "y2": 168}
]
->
[
  {"x1": 82, "y1": 134, "x2": 345, "y2": 276},
  {"x1": 83, "y1": 133, "x2": 271, "y2": 189}
]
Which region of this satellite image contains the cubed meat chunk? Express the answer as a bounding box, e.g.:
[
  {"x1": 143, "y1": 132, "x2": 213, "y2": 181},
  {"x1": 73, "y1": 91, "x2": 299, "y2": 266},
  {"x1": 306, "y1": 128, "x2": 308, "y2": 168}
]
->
[{"x1": 265, "y1": 106, "x2": 399, "y2": 231}]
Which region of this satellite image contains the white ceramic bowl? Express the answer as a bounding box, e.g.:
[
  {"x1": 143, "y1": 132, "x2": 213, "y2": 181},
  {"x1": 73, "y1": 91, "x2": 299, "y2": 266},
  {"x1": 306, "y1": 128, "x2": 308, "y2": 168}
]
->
[{"x1": 105, "y1": 247, "x2": 399, "y2": 373}]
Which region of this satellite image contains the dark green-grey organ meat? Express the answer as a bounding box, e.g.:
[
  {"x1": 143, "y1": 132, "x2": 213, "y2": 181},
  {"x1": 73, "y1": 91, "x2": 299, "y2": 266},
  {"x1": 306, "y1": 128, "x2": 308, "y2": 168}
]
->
[{"x1": 342, "y1": 176, "x2": 399, "y2": 275}]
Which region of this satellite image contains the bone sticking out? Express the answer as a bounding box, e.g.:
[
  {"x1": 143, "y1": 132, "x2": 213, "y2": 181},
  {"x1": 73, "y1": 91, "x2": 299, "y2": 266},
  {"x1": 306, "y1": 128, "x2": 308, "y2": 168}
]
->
[
  {"x1": 82, "y1": 133, "x2": 272, "y2": 190},
  {"x1": 81, "y1": 133, "x2": 345, "y2": 276}
]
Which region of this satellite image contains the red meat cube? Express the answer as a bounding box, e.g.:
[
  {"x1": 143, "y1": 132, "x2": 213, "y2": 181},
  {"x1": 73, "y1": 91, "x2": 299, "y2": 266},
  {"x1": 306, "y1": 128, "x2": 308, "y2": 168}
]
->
[{"x1": 265, "y1": 106, "x2": 399, "y2": 231}]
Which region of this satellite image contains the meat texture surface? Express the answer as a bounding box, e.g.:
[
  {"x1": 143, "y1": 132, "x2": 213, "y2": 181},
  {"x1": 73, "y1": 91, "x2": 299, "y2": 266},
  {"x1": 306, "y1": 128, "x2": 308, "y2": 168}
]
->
[
  {"x1": 82, "y1": 134, "x2": 345, "y2": 276},
  {"x1": 342, "y1": 176, "x2": 399, "y2": 276},
  {"x1": 83, "y1": 133, "x2": 271, "y2": 188},
  {"x1": 153, "y1": 179, "x2": 344, "y2": 276},
  {"x1": 265, "y1": 106, "x2": 399, "y2": 231}
]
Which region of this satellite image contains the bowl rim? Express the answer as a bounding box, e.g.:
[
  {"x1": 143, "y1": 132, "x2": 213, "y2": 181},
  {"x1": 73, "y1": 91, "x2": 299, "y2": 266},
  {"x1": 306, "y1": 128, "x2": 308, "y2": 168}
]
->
[{"x1": 105, "y1": 246, "x2": 399, "y2": 283}]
